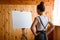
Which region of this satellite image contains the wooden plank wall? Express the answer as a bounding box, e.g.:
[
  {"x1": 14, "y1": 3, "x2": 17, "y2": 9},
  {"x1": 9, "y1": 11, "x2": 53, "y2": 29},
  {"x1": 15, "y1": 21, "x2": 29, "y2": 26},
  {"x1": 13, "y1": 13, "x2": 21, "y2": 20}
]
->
[
  {"x1": 53, "y1": 26, "x2": 60, "y2": 40},
  {"x1": 0, "y1": 0, "x2": 54, "y2": 40},
  {"x1": 0, "y1": 0, "x2": 54, "y2": 5}
]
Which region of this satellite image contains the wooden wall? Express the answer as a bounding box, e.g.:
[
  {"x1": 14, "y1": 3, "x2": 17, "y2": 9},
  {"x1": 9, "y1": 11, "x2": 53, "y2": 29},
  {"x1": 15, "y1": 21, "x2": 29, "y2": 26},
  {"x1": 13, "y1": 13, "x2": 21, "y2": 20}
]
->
[
  {"x1": 53, "y1": 26, "x2": 60, "y2": 40},
  {"x1": 0, "y1": 0, "x2": 54, "y2": 40},
  {"x1": 0, "y1": 0, "x2": 54, "y2": 5}
]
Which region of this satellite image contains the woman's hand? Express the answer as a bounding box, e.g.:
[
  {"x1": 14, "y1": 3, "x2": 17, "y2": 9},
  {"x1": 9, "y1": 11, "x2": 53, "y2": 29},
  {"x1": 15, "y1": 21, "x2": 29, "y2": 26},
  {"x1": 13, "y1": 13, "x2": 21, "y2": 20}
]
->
[
  {"x1": 47, "y1": 32, "x2": 50, "y2": 36},
  {"x1": 34, "y1": 32, "x2": 40, "y2": 36},
  {"x1": 34, "y1": 33, "x2": 38, "y2": 36}
]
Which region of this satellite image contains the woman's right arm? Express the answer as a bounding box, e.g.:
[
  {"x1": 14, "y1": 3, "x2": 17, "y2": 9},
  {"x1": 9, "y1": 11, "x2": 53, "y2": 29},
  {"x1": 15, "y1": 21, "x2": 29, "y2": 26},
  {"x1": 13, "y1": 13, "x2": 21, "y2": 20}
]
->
[{"x1": 30, "y1": 17, "x2": 38, "y2": 36}]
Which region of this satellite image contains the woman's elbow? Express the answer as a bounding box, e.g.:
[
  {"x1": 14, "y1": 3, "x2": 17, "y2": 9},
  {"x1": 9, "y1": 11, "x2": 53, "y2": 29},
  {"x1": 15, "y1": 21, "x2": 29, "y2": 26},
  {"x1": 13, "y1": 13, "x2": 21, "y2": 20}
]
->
[{"x1": 30, "y1": 25, "x2": 33, "y2": 31}]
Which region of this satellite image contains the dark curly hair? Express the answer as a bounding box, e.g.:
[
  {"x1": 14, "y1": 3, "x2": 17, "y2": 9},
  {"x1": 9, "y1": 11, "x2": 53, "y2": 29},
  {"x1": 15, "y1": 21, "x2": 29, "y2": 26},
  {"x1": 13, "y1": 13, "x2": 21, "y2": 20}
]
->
[{"x1": 37, "y1": 1, "x2": 45, "y2": 12}]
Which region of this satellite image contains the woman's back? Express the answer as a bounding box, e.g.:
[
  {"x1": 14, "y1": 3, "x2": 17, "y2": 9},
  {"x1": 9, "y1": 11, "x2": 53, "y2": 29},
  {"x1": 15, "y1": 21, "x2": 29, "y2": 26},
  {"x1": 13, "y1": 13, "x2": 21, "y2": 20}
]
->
[{"x1": 36, "y1": 15, "x2": 49, "y2": 31}]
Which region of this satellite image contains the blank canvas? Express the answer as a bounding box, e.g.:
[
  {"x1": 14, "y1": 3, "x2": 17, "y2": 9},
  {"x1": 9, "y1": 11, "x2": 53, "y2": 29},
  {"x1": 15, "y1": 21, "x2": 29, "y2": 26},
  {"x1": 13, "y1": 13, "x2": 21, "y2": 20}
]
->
[{"x1": 12, "y1": 11, "x2": 32, "y2": 28}]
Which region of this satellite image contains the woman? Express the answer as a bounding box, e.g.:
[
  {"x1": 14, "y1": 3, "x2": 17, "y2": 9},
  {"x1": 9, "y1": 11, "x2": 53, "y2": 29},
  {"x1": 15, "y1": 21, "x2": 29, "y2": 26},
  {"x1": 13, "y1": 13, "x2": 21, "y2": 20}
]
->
[{"x1": 31, "y1": 1, "x2": 55, "y2": 40}]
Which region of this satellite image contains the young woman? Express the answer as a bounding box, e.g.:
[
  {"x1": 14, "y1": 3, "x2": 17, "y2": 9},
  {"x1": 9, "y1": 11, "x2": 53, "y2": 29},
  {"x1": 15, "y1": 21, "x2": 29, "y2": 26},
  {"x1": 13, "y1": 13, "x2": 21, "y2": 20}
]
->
[{"x1": 31, "y1": 1, "x2": 55, "y2": 40}]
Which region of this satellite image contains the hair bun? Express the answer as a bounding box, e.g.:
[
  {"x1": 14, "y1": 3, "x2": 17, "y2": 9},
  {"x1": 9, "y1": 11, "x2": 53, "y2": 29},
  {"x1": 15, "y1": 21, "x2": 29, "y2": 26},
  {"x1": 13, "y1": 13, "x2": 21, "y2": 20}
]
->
[
  {"x1": 37, "y1": 1, "x2": 45, "y2": 12},
  {"x1": 39, "y1": 1, "x2": 44, "y2": 6}
]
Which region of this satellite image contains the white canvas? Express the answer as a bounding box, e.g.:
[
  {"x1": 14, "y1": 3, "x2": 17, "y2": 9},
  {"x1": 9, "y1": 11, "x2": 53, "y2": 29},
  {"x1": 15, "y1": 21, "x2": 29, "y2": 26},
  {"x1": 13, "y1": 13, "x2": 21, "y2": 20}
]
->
[{"x1": 12, "y1": 11, "x2": 32, "y2": 28}]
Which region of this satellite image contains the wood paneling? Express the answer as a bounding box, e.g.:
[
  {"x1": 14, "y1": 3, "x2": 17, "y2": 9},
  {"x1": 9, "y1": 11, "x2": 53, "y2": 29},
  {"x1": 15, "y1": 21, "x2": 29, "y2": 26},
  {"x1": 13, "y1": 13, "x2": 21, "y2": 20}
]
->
[
  {"x1": 0, "y1": 0, "x2": 54, "y2": 40},
  {"x1": 53, "y1": 26, "x2": 60, "y2": 40},
  {"x1": 0, "y1": 0, "x2": 54, "y2": 5},
  {"x1": 0, "y1": 5, "x2": 37, "y2": 40}
]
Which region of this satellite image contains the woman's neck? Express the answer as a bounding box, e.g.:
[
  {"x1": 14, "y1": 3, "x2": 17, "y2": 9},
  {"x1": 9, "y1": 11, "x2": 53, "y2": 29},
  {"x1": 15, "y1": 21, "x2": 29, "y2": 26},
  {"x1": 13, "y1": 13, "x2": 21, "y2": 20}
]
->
[{"x1": 39, "y1": 12, "x2": 43, "y2": 16}]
